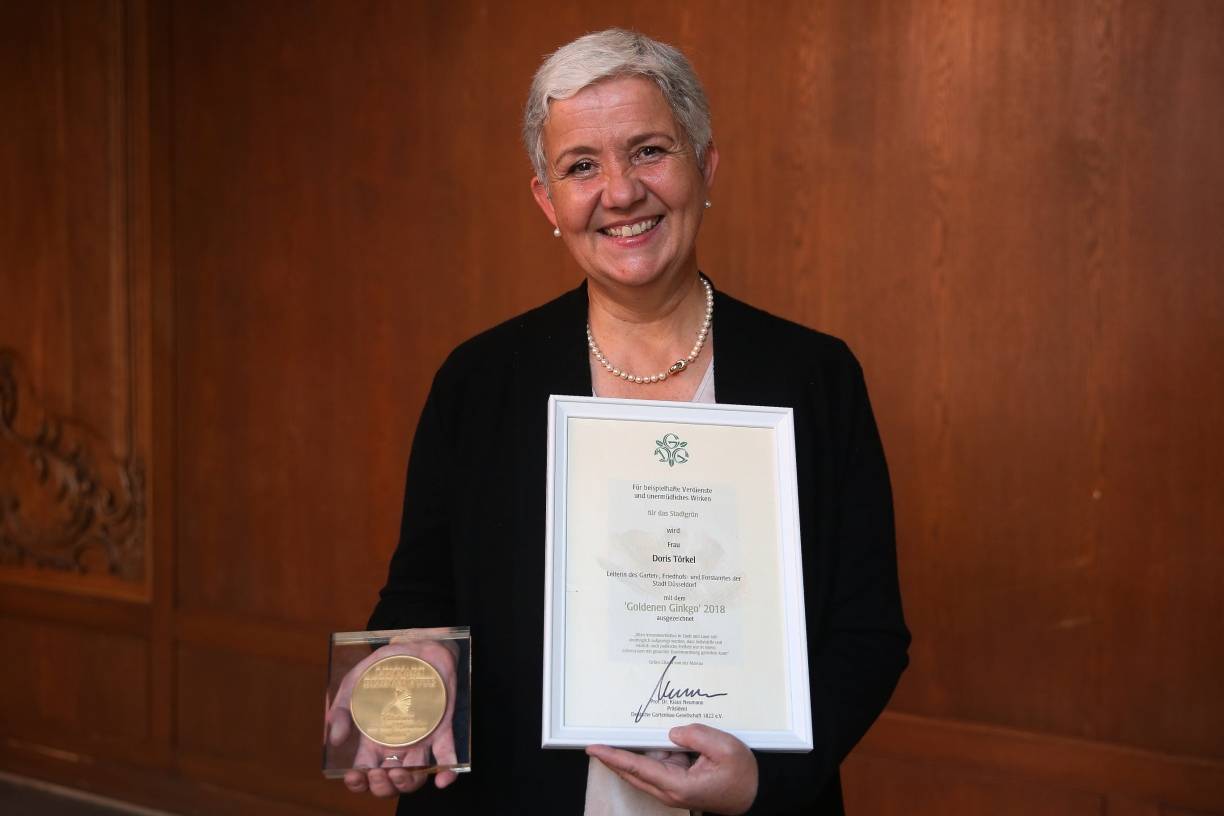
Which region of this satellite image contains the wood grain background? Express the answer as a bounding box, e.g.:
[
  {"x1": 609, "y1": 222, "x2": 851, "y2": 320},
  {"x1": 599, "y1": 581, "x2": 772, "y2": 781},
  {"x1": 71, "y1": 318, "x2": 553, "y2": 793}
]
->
[{"x1": 2, "y1": 1, "x2": 1221, "y2": 813}]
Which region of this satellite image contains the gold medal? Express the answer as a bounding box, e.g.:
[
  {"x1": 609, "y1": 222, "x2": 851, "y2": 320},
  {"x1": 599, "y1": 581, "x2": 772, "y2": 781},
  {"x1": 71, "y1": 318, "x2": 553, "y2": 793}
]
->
[{"x1": 350, "y1": 654, "x2": 447, "y2": 747}]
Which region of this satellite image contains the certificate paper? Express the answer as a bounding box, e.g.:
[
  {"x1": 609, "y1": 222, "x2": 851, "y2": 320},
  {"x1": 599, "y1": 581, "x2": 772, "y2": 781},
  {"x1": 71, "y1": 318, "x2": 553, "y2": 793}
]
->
[{"x1": 543, "y1": 396, "x2": 812, "y2": 751}]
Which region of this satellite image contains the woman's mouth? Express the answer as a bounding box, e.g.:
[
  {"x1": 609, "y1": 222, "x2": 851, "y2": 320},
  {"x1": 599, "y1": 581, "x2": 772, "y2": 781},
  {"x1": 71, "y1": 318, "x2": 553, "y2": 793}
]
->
[{"x1": 599, "y1": 216, "x2": 662, "y2": 238}]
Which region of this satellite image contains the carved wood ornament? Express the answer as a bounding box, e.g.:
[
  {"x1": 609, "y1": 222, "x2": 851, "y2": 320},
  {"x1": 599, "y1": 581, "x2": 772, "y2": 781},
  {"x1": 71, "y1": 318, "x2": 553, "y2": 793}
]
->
[{"x1": 0, "y1": 349, "x2": 145, "y2": 580}]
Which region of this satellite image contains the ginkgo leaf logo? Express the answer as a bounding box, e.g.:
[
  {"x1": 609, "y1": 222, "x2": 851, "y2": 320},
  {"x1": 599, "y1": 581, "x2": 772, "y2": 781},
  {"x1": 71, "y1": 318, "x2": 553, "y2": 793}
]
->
[{"x1": 654, "y1": 433, "x2": 690, "y2": 467}]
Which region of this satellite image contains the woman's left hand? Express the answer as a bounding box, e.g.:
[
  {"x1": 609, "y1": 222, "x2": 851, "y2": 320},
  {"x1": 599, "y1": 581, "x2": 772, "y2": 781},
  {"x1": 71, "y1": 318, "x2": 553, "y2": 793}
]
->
[{"x1": 586, "y1": 724, "x2": 758, "y2": 815}]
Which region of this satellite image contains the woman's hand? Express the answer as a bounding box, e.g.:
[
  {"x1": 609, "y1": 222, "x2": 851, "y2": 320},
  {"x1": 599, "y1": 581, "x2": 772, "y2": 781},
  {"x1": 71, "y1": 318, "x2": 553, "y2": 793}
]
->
[
  {"x1": 326, "y1": 638, "x2": 460, "y2": 797},
  {"x1": 586, "y1": 724, "x2": 758, "y2": 815}
]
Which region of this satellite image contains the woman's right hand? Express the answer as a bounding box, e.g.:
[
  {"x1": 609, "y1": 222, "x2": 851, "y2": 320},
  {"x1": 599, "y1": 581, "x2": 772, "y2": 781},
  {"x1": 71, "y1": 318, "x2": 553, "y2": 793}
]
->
[{"x1": 326, "y1": 637, "x2": 461, "y2": 797}]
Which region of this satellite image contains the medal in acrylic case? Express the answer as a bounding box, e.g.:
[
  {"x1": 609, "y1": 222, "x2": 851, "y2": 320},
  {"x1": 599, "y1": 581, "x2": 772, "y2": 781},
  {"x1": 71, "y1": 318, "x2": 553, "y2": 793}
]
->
[{"x1": 323, "y1": 626, "x2": 471, "y2": 778}]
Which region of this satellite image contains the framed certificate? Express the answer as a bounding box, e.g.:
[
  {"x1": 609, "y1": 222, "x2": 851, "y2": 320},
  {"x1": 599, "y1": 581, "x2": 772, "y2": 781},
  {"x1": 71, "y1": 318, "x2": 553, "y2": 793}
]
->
[{"x1": 543, "y1": 396, "x2": 812, "y2": 752}]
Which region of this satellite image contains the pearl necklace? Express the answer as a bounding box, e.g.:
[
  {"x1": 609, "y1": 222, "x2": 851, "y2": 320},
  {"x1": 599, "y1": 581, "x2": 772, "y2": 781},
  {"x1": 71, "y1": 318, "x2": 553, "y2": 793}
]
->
[{"x1": 586, "y1": 276, "x2": 714, "y2": 384}]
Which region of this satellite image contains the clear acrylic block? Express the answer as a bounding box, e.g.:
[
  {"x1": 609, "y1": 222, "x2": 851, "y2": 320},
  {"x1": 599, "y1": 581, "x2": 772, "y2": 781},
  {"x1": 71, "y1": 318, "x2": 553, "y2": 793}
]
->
[{"x1": 323, "y1": 626, "x2": 471, "y2": 779}]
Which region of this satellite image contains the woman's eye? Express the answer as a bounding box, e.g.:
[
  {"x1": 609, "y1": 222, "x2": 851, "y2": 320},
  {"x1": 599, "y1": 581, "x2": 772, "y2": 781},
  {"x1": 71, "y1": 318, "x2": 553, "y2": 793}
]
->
[
  {"x1": 637, "y1": 145, "x2": 664, "y2": 160},
  {"x1": 568, "y1": 160, "x2": 595, "y2": 175}
]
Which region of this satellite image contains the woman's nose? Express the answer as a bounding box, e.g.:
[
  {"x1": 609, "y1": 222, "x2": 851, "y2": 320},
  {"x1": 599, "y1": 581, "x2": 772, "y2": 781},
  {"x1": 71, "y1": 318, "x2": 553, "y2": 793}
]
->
[{"x1": 601, "y1": 162, "x2": 645, "y2": 210}]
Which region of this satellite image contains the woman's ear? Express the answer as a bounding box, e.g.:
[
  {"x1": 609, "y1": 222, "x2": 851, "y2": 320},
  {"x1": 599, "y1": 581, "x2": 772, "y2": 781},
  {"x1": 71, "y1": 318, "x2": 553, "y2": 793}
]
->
[
  {"x1": 530, "y1": 175, "x2": 557, "y2": 229},
  {"x1": 701, "y1": 140, "x2": 720, "y2": 190}
]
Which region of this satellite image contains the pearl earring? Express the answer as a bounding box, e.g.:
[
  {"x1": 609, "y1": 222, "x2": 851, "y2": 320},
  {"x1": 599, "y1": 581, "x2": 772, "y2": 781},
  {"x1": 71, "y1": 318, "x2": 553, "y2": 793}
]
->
[
  {"x1": 704, "y1": 200, "x2": 712, "y2": 209},
  {"x1": 553, "y1": 227, "x2": 561, "y2": 238}
]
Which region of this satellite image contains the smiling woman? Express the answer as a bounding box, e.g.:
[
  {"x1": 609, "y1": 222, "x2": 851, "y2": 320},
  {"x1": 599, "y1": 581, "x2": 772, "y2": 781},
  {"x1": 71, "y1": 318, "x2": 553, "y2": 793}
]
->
[
  {"x1": 530, "y1": 75, "x2": 716, "y2": 288},
  {"x1": 530, "y1": 74, "x2": 719, "y2": 405},
  {"x1": 343, "y1": 28, "x2": 909, "y2": 816},
  {"x1": 530, "y1": 70, "x2": 719, "y2": 402}
]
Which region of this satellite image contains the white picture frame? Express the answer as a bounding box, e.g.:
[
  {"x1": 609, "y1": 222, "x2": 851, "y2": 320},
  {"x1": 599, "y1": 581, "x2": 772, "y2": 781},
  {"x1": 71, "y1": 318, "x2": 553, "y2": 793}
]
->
[{"x1": 542, "y1": 395, "x2": 812, "y2": 752}]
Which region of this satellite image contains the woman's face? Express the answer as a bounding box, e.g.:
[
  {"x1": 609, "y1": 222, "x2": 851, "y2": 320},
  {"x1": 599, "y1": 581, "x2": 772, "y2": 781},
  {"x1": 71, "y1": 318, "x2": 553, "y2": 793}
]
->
[{"x1": 531, "y1": 75, "x2": 718, "y2": 294}]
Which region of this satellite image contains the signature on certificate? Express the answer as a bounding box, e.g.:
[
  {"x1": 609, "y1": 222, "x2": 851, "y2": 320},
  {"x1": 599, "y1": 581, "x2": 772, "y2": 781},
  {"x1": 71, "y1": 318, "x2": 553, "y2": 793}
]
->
[{"x1": 632, "y1": 655, "x2": 728, "y2": 723}]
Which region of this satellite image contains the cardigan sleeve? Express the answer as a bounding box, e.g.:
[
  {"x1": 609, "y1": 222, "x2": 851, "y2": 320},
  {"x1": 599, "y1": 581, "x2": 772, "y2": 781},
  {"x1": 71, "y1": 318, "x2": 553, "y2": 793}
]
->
[
  {"x1": 748, "y1": 346, "x2": 910, "y2": 814},
  {"x1": 368, "y1": 372, "x2": 458, "y2": 631}
]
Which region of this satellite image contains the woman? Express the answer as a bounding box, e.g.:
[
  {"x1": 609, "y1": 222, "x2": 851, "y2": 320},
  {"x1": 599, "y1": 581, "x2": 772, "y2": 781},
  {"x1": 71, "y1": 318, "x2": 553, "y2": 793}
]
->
[{"x1": 343, "y1": 28, "x2": 908, "y2": 815}]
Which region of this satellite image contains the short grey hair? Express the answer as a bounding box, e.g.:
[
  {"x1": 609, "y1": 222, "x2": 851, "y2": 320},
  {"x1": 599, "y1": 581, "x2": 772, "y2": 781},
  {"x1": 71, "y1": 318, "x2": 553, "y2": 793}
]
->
[{"x1": 523, "y1": 28, "x2": 712, "y2": 184}]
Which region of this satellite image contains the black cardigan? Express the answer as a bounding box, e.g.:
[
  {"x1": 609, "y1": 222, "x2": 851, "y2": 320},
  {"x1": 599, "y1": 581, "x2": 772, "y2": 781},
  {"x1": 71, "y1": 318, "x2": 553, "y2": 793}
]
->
[{"x1": 369, "y1": 281, "x2": 909, "y2": 815}]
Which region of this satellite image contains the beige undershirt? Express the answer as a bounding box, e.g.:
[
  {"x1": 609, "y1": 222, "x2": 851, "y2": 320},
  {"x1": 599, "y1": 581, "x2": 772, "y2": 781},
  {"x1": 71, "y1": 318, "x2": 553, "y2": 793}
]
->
[{"x1": 584, "y1": 359, "x2": 715, "y2": 816}]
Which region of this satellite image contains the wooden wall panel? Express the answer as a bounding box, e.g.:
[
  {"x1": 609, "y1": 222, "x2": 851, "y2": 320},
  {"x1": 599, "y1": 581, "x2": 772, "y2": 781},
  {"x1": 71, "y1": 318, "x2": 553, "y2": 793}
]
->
[
  {"x1": 1094, "y1": 0, "x2": 1224, "y2": 761},
  {"x1": 176, "y1": 644, "x2": 321, "y2": 767},
  {"x1": 173, "y1": 644, "x2": 381, "y2": 815},
  {"x1": 0, "y1": 617, "x2": 148, "y2": 743},
  {"x1": 0, "y1": 0, "x2": 151, "y2": 593},
  {"x1": 170, "y1": 0, "x2": 439, "y2": 627},
  {"x1": 853, "y1": 712, "x2": 1224, "y2": 814},
  {"x1": 0, "y1": 0, "x2": 128, "y2": 438},
  {"x1": 2, "y1": 1, "x2": 1222, "y2": 814},
  {"x1": 843, "y1": 750, "x2": 1104, "y2": 816},
  {"x1": 0, "y1": 0, "x2": 170, "y2": 803}
]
